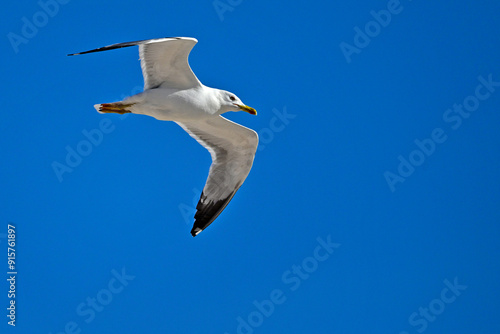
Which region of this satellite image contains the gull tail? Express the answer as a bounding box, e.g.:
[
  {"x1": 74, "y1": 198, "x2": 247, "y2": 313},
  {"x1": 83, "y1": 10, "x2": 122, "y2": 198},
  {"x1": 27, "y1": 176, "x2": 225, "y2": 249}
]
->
[{"x1": 94, "y1": 102, "x2": 135, "y2": 115}]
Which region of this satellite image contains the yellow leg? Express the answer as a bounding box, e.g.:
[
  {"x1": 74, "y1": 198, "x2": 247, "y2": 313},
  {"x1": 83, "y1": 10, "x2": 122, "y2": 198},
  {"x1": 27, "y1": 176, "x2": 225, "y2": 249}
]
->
[{"x1": 97, "y1": 103, "x2": 134, "y2": 114}]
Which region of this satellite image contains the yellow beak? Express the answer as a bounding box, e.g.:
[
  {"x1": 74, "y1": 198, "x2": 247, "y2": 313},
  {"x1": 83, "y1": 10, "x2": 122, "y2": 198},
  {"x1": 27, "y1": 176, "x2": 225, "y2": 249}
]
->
[{"x1": 236, "y1": 104, "x2": 257, "y2": 115}]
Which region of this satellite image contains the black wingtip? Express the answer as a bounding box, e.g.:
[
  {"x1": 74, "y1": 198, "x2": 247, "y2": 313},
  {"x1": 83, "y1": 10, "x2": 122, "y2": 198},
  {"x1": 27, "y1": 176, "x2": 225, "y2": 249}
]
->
[
  {"x1": 67, "y1": 37, "x2": 196, "y2": 58},
  {"x1": 189, "y1": 191, "x2": 239, "y2": 238},
  {"x1": 191, "y1": 227, "x2": 202, "y2": 237},
  {"x1": 67, "y1": 49, "x2": 98, "y2": 56}
]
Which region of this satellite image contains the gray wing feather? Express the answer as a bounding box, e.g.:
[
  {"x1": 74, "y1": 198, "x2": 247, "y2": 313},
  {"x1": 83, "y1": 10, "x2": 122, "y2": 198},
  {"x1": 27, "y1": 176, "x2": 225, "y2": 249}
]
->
[
  {"x1": 177, "y1": 116, "x2": 259, "y2": 236},
  {"x1": 68, "y1": 37, "x2": 201, "y2": 90}
]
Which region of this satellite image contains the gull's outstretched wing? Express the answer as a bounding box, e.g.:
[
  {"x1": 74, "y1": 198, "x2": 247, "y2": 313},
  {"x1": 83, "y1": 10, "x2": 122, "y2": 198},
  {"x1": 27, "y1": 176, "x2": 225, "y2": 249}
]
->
[
  {"x1": 68, "y1": 37, "x2": 201, "y2": 90},
  {"x1": 177, "y1": 116, "x2": 259, "y2": 236}
]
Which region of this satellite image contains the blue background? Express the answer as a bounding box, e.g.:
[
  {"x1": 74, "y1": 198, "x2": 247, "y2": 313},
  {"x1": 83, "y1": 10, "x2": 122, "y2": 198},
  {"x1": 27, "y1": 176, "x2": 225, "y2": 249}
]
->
[{"x1": 1, "y1": 0, "x2": 499, "y2": 333}]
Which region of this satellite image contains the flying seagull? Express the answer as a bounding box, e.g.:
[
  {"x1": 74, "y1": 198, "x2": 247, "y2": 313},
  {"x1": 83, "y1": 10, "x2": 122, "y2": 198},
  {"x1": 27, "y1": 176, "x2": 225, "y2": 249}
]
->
[{"x1": 69, "y1": 37, "x2": 259, "y2": 237}]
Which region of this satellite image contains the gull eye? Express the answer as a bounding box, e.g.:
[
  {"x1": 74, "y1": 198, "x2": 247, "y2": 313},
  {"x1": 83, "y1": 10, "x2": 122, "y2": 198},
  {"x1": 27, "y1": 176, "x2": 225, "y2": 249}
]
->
[{"x1": 230, "y1": 96, "x2": 236, "y2": 101}]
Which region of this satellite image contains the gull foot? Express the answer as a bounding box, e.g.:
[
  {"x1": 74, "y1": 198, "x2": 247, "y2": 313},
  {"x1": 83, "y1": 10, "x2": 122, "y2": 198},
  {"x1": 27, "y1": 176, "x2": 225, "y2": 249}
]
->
[{"x1": 95, "y1": 103, "x2": 134, "y2": 114}]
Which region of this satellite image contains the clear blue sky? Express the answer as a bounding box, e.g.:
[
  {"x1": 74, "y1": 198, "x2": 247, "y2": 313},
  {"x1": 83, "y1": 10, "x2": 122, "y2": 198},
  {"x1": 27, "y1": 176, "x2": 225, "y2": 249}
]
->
[{"x1": 1, "y1": 0, "x2": 500, "y2": 333}]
